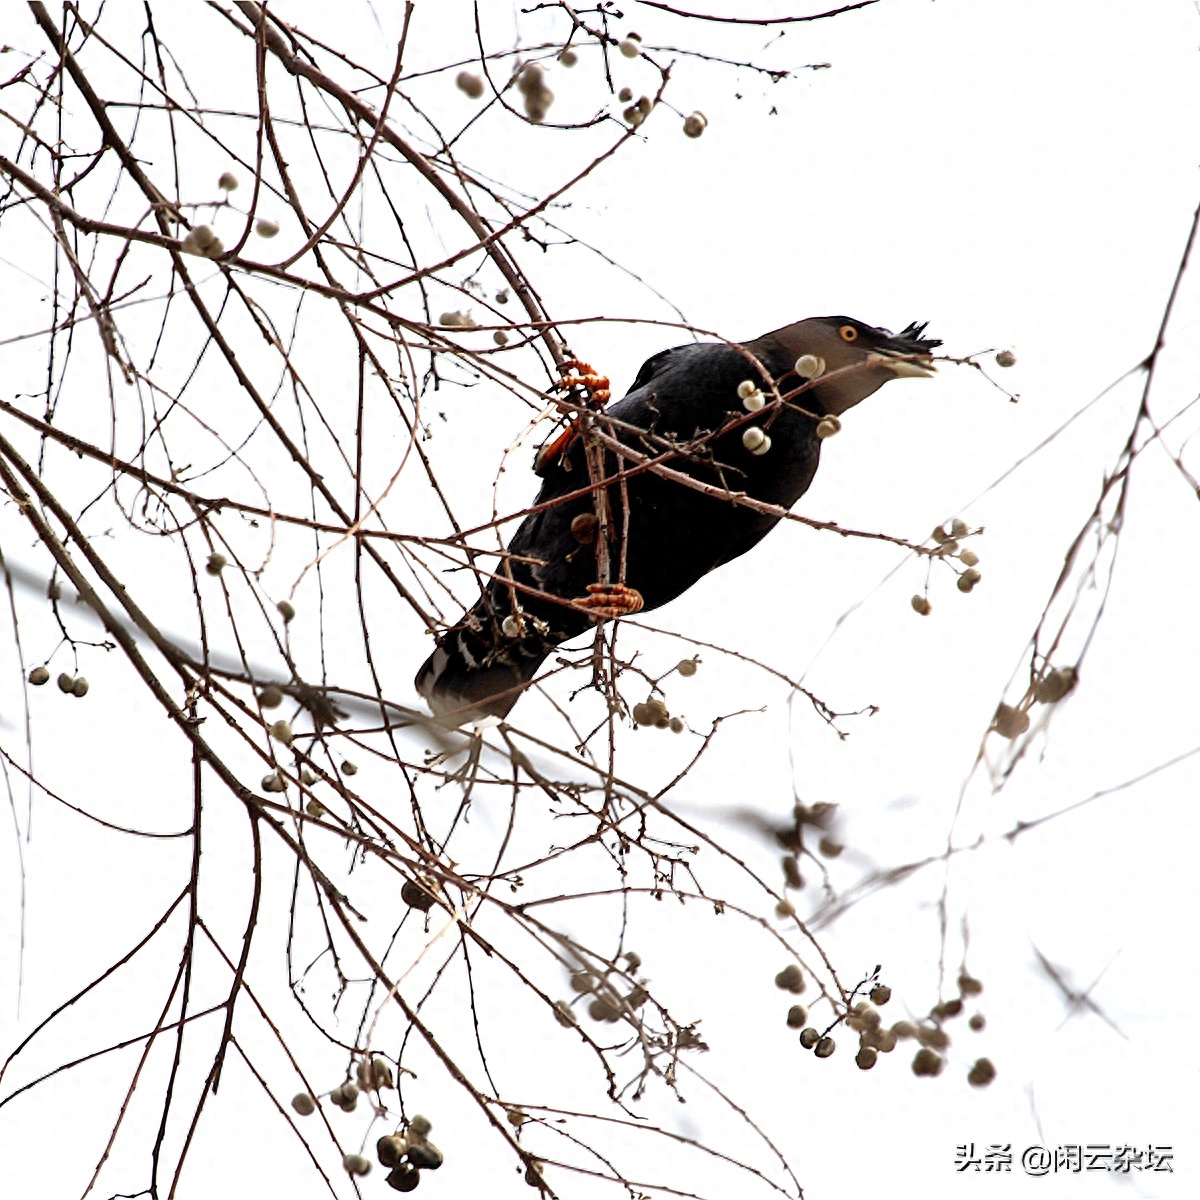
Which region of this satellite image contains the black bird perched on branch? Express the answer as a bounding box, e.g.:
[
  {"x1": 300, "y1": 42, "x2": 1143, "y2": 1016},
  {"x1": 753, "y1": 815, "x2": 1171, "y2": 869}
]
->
[{"x1": 416, "y1": 316, "x2": 940, "y2": 723}]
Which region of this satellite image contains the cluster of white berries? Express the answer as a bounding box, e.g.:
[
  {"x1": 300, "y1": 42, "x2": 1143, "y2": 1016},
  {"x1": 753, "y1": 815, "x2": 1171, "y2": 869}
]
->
[
  {"x1": 376, "y1": 1114, "x2": 444, "y2": 1191},
  {"x1": 632, "y1": 693, "x2": 684, "y2": 733},
  {"x1": 992, "y1": 663, "x2": 1077, "y2": 739},
  {"x1": 180, "y1": 172, "x2": 280, "y2": 255},
  {"x1": 292, "y1": 1068, "x2": 443, "y2": 1191},
  {"x1": 28, "y1": 666, "x2": 90, "y2": 697},
  {"x1": 776, "y1": 964, "x2": 837, "y2": 1059},
  {"x1": 782, "y1": 966, "x2": 994, "y2": 1084},
  {"x1": 792, "y1": 355, "x2": 840, "y2": 438},
  {"x1": 458, "y1": 37, "x2": 712, "y2": 142},
  {"x1": 737, "y1": 379, "x2": 766, "y2": 410},
  {"x1": 911, "y1": 518, "x2": 982, "y2": 615},
  {"x1": 880, "y1": 972, "x2": 992, "y2": 1084},
  {"x1": 568, "y1": 950, "x2": 646, "y2": 1025},
  {"x1": 735, "y1": 381, "x2": 771, "y2": 453},
  {"x1": 622, "y1": 91, "x2": 654, "y2": 128},
  {"x1": 845, "y1": 987, "x2": 896, "y2": 1070},
  {"x1": 630, "y1": 660, "x2": 696, "y2": 731}
]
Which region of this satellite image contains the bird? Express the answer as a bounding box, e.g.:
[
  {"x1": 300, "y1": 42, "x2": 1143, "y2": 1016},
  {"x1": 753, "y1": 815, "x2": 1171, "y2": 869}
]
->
[{"x1": 416, "y1": 315, "x2": 940, "y2": 723}]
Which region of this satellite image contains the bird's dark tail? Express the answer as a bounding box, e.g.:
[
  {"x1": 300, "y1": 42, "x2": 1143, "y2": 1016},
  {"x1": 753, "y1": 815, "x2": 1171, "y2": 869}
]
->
[{"x1": 415, "y1": 610, "x2": 552, "y2": 724}]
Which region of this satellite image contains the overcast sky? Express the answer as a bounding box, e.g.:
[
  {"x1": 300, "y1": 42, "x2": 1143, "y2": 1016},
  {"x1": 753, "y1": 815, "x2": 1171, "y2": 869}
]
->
[{"x1": 2, "y1": 2, "x2": 1199, "y2": 1198}]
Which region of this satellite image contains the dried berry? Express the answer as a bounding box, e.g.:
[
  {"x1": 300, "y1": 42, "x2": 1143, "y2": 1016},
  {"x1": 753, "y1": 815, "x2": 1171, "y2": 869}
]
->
[
  {"x1": 570, "y1": 513, "x2": 598, "y2": 543},
  {"x1": 456, "y1": 70, "x2": 485, "y2": 99},
  {"x1": 774, "y1": 964, "x2": 805, "y2": 993},
  {"x1": 958, "y1": 972, "x2": 984, "y2": 995},
  {"x1": 911, "y1": 1046, "x2": 944, "y2": 1077},
  {"x1": 407, "y1": 1140, "x2": 444, "y2": 1170},
  {"x1": 993, "y1": 703, "x2": 1030, "y2": 739},
  {"x1": 28, "y1": 666, "x2": 50, "y2": 686},
  {"x1": 377, "y1": 1134, "x2": 408, "y2": 1167},
  {"x1": 402, "y1": 877, "x2": 438, "y2": 912},
  {"x1": 967, "y1": 1057, "x2": 996, "y2": 1087},
  {"x1": 386, "y1": 1162, "x2": 421, "y2": 1192},
  {"x1": 1034, "y1": 666, "x2": 1077, "y2": 704},
  {"x1": 344, "y1": 1153, "x2": 372, "y2": 1176}
]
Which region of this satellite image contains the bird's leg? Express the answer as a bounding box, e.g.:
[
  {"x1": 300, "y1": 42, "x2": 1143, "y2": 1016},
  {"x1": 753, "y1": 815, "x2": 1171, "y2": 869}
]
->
[
  {"x1": 535, "y1": 361, "x2": 613, "y2": 474},
  {"x1": 572, "y1": 581, "x2": 644, "y2": 620}
]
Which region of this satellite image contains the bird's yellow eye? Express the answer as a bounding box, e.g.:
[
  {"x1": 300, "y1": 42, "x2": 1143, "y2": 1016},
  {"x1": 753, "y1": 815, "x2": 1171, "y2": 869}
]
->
[{"x1": 839, "y1": 324, "x2": 858, "y2": 342}]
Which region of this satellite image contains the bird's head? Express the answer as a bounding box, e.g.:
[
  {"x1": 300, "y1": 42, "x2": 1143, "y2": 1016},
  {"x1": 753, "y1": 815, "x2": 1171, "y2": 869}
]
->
[{"x1": 757, "y1": 316, "x2": 941, "y2": 417}]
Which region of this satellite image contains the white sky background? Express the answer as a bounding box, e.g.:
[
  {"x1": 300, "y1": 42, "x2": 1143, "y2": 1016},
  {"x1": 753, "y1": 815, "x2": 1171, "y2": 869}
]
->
[{"x1": 1, "y1": 1, "x2": 1199, "y2": 1198}]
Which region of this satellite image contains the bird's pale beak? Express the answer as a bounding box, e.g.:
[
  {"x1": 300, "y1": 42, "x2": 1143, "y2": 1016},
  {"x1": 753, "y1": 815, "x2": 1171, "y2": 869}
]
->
[{"x1": 871, "y1": 350, "x2": 938, "y2": 378}]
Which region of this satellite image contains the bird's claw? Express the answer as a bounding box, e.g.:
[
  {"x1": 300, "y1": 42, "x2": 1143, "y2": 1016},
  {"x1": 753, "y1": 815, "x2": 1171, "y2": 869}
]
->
[
  {"x1": 573, "y1": 581, "x2": 644, "y2": 619},
  {"x1": 557, "y1": 359, "x2": 611, "y2": 405}
]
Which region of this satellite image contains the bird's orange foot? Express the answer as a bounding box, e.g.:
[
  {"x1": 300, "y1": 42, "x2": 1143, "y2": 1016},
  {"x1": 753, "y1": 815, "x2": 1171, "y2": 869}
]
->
[
  {"x1": 573, "y1": 581, "x2": 644, "y2": 619},
  {"x1": 558, "y1": 359, "x2": 611, "y2": 405}
]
